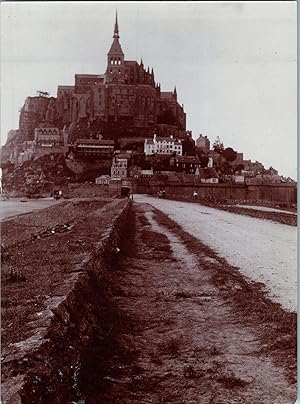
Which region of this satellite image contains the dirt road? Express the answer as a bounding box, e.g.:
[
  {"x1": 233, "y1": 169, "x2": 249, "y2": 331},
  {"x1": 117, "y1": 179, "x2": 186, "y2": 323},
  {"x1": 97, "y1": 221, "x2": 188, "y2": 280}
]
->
[
  {"x1": 133, "y1": 195, "x2": 297, "y2": 312},
  {"x1": 79, "y1": 202, "x2": 296, "y2": 403}
]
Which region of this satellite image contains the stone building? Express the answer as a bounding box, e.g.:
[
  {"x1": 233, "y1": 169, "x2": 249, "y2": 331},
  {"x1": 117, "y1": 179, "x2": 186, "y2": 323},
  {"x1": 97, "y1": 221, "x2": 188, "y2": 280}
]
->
[
  {"x1": 34, "y1": 127, "x2": 64, "y2": 157},
  {"x1": 144, "y1": 134, "x2": 182, "y2": 156},
  {"x1": 56, "y1": 13, "x2": 186, "y2": 133},
  {"x1": 196, "y1": 134, "x2": 210, "y2": 150},
  {"x1": 3, "y1": 13, "x2": 188, "y2": 166},
  {"x1": 111, "y1": 153, "x2": 131, "y2": 178},
  {"x1": 170, "y1": 156, "x2": 201, "y2": 174},
  {"x1": 73, "y1": 139, "x2": 114, "y2": 158}
]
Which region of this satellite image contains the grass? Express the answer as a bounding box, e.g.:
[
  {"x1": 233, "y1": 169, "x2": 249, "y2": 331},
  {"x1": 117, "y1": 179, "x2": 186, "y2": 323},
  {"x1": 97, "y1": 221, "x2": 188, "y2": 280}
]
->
[
  {"x1": 174, "y1": 290, "x2": 195, "y2": 299},
  {"x1": 158, "y1": 337, "x2": 182, "y2": 357},
  {"x1": 217, "y1": 371, "x2": 249, "y2": 389},
  {"x1": 183, "y1": 365, "x2": 197, "y2": 379}
]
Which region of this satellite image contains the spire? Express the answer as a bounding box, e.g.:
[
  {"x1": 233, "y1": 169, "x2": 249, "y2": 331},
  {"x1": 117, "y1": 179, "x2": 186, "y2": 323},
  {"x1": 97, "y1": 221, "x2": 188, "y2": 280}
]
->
[
  {"x1": 114, "y1": 10, "x2": 119, "y2": 38},
  {"x1": 174, "y1": 86, "x2": 177, "y2": 95},
  {"x1": 140, "y1": 58, "x2": 144, "y2": 67},
  {"x1": 108, "y1": 12, "x2": 124, "y2": 57}
]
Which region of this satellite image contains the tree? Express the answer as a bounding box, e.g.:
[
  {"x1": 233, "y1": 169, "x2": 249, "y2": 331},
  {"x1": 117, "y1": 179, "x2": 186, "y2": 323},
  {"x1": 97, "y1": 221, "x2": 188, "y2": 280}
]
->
[
  {"x1": 212, "y1": 136, "x2": 224, "y2": 154},
  {"x1": 196, "y1": 149, "x2": 209, "y2": 167},
  {"x1": 222, "y1": 147, "x2": 237, "y2": 162},
  {"x1": 235, "y1": 163, "x2": 245, "y2": 172},
  {"x1": 199, "y1": 155, "x2": 209, "y2": 168}
]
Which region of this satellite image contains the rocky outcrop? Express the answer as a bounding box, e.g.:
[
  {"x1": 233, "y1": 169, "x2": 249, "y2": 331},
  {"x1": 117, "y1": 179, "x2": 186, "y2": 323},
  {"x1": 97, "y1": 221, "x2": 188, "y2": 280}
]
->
[
  {"x1": 19, "y1": 96, "x2": 61, "y2": 143},
  {"x1": 2, "y1": 154, "x2": 75, "y2": 197}
]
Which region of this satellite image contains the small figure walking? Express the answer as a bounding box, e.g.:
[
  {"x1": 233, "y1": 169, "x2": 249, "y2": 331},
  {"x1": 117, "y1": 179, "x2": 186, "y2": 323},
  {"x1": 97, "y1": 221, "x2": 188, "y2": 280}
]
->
[{"x1": 193, "y1": 190, "x2": 198, "y2": 201}]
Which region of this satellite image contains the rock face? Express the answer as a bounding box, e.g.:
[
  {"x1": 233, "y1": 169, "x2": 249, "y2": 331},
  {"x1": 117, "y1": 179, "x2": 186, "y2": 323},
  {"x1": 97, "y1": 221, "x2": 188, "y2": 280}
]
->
[
  {"x1": 2, "y1": 154, "x2": 75, "y2": 197},
  {"x1": 19, "y1": 96, "x2": 60, "y2": 143}
]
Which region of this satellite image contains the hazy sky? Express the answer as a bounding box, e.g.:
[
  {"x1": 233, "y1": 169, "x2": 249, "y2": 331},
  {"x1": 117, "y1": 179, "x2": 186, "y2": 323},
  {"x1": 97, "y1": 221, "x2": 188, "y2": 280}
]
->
[{"x1": 1, "y1": 1, "x2": 297, "y2": 179}]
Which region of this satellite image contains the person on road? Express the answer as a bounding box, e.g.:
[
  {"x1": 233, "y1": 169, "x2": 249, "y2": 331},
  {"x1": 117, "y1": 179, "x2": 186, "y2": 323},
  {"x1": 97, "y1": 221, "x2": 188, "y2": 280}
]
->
[{"x1": 193, "y1": 190, "x2": 198, "y2": 200}]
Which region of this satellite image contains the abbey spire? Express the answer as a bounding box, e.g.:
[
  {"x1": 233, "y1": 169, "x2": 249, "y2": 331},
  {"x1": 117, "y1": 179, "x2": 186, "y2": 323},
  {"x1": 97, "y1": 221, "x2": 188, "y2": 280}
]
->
[
  {"x1": 114, "y1": 10, "x2": 119, "y2": 38},
  {"x1": 106, "y1": 12, "x2": 125, "y2": 84},
  {"x1": 107, "y1": 11, "x2": 124, "y2": 60}
]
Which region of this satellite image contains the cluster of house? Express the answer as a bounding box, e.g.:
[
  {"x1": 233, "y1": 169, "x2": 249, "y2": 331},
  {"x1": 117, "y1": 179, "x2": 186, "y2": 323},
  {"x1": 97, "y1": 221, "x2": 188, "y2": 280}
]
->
[
  {"x1": 193, "y1": 134, "x2": 295, "y2": 185},
  {"x1": 4, "y1": 127, "x2": 294, "y2": 186}
]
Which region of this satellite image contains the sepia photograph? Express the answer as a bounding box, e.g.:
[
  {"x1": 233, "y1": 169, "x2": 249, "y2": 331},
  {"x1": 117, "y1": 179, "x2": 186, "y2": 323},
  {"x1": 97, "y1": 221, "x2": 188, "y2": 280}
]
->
[{"x1": 1, "y1": 1, "x2": 297, "y2": 403}]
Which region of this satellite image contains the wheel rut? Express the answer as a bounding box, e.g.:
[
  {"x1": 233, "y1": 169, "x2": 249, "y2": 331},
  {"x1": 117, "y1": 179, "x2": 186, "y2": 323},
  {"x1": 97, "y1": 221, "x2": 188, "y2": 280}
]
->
[{"x1": 80, "y1": 202, "x2": 295, "y2": 403}]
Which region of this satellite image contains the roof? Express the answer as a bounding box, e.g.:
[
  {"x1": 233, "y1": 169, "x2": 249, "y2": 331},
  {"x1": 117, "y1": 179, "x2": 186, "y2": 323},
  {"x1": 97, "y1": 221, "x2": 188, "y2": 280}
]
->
[
  {"x1": 115, "y1": 153, "x2": 131, "y2": 159},
  {"x1": 161, "y1": 92, "x2": 174, "y2": 100},
  {"x1": 58, "y1": 85, "x2": 75, "y2": 90},
  {"x1": 108, "y1": 37, "x2": 124, "y2": 56},
  {"x1": 173, "y1": 156, "x2": 200, "y2": 163},
  {"x1": 197, "y1": 168, "x2": 219, "y2": 178},
  {"x1": 35, "y1": 127, "x2": 60, "y2": 133},
  {"x1": 96, "y1": 175, "x2": 110, "y2": 179},
  {"x1": 156, "y1": 137, "x2": 181, "y2": 144},
  {"x1": 145, "y1": 136, "x2": 181, "y2": 145},
  {"x1": 125, "y1": 61, "x2": 138, "y2": 66},
  {"x1": 75, "y1": 74, "x2": 104, "y2": 79},
  {"x1": 76, "y1": 139, "x2": 114, "y2": 145},
  {"x1": 196, "y1": 134, "x2": 209, "y2": 140}
]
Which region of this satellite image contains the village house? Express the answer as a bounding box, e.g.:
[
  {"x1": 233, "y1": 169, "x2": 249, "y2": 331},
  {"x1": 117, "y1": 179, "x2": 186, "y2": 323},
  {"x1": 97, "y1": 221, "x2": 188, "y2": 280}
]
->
[
  {"x1": 196, "y1": 167, "x2": 219, "y2": 183},
  {"x1": 170, "y1": 155, "x2": 201, "y2": 174},
  {"x1": 242, "y1": 160, "x2": 265, "y2": 177},
  {"x1": 34, "y1": 127, "x2": 65, "y2": 157},
  {"x1": 245, "y1": 173, "x2": 284, "y2": 185},
  {"x1": 95, "y1": 175, "x2": 110, "y2": 185},
  {"x1": 144, "y1": 134, "x2": 182, "y2": 156},
  {"x1": 111, "y1": 153, "x2": 131, "y2": 178},
  {"x1": 233, "y1": 174, "x2": 245, "y2": 184},
  {"x1": 195, "y1": 134, "x2": 210, "y2": 150},
  {"x1": 141, "y1": 168, "x2": 154, "y2": 178}
]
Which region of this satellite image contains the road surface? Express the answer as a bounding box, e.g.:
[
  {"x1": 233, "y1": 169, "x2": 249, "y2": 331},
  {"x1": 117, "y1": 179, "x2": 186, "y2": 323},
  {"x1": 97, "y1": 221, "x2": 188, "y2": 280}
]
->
[{"x1": 134, "y1": 195, "x2": 297, "y2": 312}]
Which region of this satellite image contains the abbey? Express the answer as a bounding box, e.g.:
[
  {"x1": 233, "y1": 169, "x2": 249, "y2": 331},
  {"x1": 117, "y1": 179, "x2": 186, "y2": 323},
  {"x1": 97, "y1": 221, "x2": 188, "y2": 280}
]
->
[{"x1": 56, "y1": 14, "x2": 186, "y2": 133}]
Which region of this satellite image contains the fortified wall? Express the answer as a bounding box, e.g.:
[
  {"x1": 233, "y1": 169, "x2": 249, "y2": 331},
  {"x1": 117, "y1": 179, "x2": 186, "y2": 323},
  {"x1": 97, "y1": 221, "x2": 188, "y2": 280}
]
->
[{"x1": 143, "y1": 182, "x2": 297, "y2": 206}]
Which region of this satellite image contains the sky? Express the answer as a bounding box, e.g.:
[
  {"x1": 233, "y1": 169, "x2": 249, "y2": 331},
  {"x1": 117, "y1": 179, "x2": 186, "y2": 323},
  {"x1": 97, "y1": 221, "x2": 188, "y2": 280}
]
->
[{"x1": 1, "y1": 1, "x2": 297, "y2": 179}]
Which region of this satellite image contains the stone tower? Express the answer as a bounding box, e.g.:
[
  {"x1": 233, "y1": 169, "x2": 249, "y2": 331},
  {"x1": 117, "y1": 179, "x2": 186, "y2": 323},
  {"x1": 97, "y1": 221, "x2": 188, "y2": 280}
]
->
[{"x1": 105, "y1": 12, "x2": 125, "y2": 84}]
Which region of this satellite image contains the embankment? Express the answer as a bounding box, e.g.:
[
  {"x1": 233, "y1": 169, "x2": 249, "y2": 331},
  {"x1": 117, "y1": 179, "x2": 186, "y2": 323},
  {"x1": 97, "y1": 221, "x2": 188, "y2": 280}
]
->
[{"x1": 1, "y1": 198, "x2": 130, "y2": 403}]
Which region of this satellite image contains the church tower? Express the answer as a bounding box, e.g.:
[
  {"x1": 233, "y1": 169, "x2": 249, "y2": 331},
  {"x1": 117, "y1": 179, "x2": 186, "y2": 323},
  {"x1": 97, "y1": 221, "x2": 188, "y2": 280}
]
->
[{"x1": 105, "y1": 12, "x2": 125, "y2": 84}]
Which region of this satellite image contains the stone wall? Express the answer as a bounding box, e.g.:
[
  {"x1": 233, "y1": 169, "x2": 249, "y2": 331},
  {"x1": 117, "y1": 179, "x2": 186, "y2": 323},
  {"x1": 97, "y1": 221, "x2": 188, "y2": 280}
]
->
[{"x1": 143, "y1": 182, "x2": 297, "y2": 206}]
